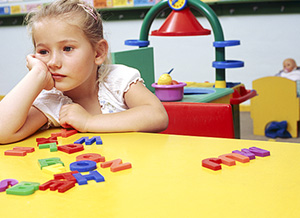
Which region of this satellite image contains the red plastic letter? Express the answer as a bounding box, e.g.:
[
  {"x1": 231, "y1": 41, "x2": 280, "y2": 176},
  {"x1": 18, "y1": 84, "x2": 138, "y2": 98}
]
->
[
  {"x1": 202, "y1": 158, "x2": 222, "y2": 171},
  {"x1": 76, "y1": 153, "x2": 105, "y2": 163}
]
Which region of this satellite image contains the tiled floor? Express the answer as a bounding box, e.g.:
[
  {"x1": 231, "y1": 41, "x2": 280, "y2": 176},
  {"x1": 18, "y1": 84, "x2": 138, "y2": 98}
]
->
[{"x1": 240, "y1": 111, "x2": 300, "y2": 143}]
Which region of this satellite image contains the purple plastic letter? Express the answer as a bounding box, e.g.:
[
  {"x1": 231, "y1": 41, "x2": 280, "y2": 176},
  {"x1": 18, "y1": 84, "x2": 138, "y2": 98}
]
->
[
  {"x1": 249, "y1": 147, "x2": 270, "y2": 157},
  {"x1": 232, "y1": 149, "x2": 256, "y2": 160},
  {"x1": 0, "y1": 179, "x2": 19, "y2": 192}
]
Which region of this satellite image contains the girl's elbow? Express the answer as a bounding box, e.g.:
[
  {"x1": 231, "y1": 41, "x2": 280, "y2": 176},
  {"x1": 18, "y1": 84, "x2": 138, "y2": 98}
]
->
[
  {"x1": 0, "y1": 134, "x2": 13, "y2": 144},
  {"x1": 161, "y1": 113, "x2": 169, "y2": 131},
  {"x1": 0, "y1": 130, "x2": 8, "y2": 144},
  {"x1": 0, "y1": 130, "x2": 25, "y2": 144},
  {"x1": 154, "y1": 109, "x2": 169, "y2": 132}
]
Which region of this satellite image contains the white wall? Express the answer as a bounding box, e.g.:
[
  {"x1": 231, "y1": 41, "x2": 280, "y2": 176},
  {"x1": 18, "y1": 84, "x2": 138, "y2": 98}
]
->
[
  {"x1": 0, "y1": 25, "x2": 33, "y2": 95},
  {"x1": 1, "y1": 14, "x2": 300, "y2": 102}
]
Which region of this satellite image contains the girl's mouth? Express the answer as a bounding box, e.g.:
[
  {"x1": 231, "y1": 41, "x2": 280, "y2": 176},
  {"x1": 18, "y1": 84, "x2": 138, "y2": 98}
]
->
[{"x1": 51, "y1": 73, "x2": 66, "y2": 80}]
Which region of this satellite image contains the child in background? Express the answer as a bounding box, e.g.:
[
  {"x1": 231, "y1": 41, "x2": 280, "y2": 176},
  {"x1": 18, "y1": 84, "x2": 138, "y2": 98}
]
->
[
  {"x1": 0, "y1": 0, "x2": 168, "y2": 144},
  {"x1": 275, "y1": 58, "x2": 300, "y2": 81}
]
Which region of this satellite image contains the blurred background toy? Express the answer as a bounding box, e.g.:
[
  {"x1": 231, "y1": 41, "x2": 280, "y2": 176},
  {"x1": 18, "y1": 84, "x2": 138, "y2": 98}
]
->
[{"x1": 275, "y1": 58, "x2": 300, "y2": 81}]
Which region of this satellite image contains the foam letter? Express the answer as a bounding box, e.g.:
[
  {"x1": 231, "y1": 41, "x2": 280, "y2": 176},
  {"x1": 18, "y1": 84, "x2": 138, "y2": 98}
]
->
[
  {"x1": 218, "y1": 153, "x2": 250, "y2": 166},
  {"x1": 73, "y1": 170, "x2": 105, "y2": 185},
  {"x1": 232, "y1": 149, "x2": 256, "y2": 160},
  {"x1": 0, "y1": 179, "x2": 18, "y2": 192},
  {"x1": 249, "y1": 147, "x2": 270, "y2": 157},
  {"x1": 202, "y1": 158, "x2": 222, "y2": 171},
  {"x1": 76, "y1": 153, "x2": 105, "y2": 163},
  {"x1": 101, "y1": 159, "x2": 132, "y2": 172},
  {"x1": 39, "y1": 180, "x2": 76, "y2": 193},
  {"x1": 70, "y1": 160, "x2": 97, "y2": 172},
  {"x1": 6, "y1": 181, "x2": 40, "y2": 196}
]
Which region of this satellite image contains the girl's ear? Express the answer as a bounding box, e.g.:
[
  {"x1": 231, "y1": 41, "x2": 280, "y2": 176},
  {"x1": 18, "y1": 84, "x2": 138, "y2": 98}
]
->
[{"x1": 95, "y1": 39, "x2": 108, "y2": 65}]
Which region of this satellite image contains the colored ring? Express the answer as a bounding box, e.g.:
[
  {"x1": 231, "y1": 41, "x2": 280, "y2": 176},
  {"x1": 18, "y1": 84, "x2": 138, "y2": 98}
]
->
[
  {"x1": 125, "y1": 39, "x2": 150, "y2": 47},
  {"x1": 70, "y1": 160, "x2": 97, "y2": 172},
  {"x1": 213, "y1": 40, "x2": 240, "y2": 47},
  {"x1": 212, "y1": 60, "x2": 244, "y2": 69}
]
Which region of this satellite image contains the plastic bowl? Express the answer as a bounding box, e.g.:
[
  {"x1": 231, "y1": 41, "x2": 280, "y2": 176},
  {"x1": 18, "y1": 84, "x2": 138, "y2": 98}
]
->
[{"x1": 151, "y1": 82, "x2": 187, "y2": 101}]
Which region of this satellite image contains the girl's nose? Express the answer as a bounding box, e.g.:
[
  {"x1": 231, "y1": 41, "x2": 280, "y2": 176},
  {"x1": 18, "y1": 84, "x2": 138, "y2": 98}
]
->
[{"x1": 47, "y1": 52, "x2": 62, "y2": 69}]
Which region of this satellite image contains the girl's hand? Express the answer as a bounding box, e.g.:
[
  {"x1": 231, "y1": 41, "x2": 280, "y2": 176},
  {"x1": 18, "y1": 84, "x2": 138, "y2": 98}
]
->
[
  {"x1": 59, "y1": 103, "x2": 92, "y2": 132},
  {"x1": 26, "y1": 54, "x2": 54, "y2": 90}
]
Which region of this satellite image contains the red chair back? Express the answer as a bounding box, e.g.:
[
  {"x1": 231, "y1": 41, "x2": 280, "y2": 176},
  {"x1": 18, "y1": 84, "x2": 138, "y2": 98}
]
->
[{"x1": 161, "y1": 102, "x2": 235, "y2": 138}]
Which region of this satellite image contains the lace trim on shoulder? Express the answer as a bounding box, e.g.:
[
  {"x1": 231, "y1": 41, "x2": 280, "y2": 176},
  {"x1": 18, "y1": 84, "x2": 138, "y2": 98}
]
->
[{"x1": 124, "y1": 77, "x2": 144, "y2": 93}]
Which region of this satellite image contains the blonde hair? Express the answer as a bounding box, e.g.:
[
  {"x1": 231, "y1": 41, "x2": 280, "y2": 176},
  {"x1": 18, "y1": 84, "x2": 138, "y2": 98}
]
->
[{"x1": 25, "y1": 0, "x2": 110, "y2": 82}]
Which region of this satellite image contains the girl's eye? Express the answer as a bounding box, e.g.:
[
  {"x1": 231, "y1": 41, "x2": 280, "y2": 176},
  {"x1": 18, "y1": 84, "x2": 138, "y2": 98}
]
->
[
  {"x1": 64, "y1": 46, "x2": 73, "y2": 52},
  {"x1": 38, "y1": 50, "x2": 48, "y2": 55}
]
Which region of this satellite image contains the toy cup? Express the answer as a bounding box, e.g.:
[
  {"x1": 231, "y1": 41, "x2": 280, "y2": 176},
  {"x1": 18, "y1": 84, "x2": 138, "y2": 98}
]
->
[{"x1": 151, "y1": 82, "x2": 187, "y2": 101}]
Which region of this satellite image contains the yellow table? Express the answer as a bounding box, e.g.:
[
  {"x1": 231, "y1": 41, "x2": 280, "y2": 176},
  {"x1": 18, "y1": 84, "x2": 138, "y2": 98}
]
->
[{"x1": 0, "y1": 129, "x2": 299, "y2": 218}]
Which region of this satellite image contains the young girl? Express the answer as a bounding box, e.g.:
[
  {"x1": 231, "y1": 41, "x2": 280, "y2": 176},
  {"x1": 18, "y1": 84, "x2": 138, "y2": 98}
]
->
[{"x1": 0, "y1": 0, "x2": 168, "y2": 144}]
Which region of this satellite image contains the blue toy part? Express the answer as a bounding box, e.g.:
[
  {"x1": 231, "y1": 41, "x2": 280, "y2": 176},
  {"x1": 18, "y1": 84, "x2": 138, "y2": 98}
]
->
[
  {"x1": 212, "y1": 60, "x2": 244, "y2": 69},
  {"x1": 213, "y1": 40, "x2": 240, "y2": 47},
  {"x1": 73, "y1": 170, "x2": 105, "y2": 185},
  {"x1": 125, "y1": 39, "x2": 150, "y2": 47},
  {"x1": 85, "y1": 137, "x2": 96, "y2": 145},
  {"x1": 265, "y1": 121, "x2": 292, "y2": 139},
  {"x1": 74, "y1": 137, "x2": 89, "y2": 144},
  {"x1": 70, "y1": 160, "x2": 97, "y2": 172},
  {"x1": 85, "y1": 136, "x2": 102, "y2": 145},
  {"x1": 168, "y1": 0, "x2": 188, "y2": 11},
  {"x1": 74, "y1": 136, "x2": 102, "y2": 145},
  {"x1": 225, "y1": 82, "x2": 241, "y2": 88},
  {"x1": 184, "y1": 88, "x2": 215, "y2": 95}
]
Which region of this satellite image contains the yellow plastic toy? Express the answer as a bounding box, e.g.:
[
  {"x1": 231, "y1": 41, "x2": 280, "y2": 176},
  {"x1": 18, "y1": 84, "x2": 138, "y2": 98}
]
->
[
  {"x1": 184, "y1": 81, "x2": 214, "y2": 87},
  {"x1": 251, "y1": 76, "x2": 300, "y2": 138},
  {"x1": 157, "y1": 74, "x2": 172, "y2": 85}
]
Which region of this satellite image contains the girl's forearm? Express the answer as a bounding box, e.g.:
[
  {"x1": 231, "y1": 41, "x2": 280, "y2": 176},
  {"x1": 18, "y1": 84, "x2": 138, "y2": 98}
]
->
[
  {"x1": 85, "y1": 105, "x2": 168, "y2": 133},
  {"x1": 0, "y1": 68, "x2": 47, "y2": 135}
]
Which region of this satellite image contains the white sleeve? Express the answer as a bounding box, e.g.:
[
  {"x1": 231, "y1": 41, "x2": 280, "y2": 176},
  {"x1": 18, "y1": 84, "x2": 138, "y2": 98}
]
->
[
  {"x1": 107, "y1": 64, "x2": 144, "y2": 101},
  {"x1": 99, "y1": 64, "x2": 144, "y2": 114}
]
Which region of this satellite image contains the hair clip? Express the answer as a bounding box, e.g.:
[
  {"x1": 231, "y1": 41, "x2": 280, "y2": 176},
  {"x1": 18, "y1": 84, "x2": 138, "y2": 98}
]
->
[{"x1": 78, "y1": 3, "x2": 98, "y2": 21}]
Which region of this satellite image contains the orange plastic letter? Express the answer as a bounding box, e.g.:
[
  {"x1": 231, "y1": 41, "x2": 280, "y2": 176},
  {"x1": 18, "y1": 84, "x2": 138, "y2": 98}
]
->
[
  {"x1": 101, "y1": 159, "x2": 132, "y2": 172},
  {"x1": 218, "y1": 153, "x2": 250, "y2": 166}
]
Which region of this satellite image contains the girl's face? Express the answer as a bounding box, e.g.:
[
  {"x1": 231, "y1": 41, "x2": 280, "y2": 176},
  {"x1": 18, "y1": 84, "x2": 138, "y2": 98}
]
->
[{"x1": 33, "y1": 18, "x2": 100, "y2": 92}]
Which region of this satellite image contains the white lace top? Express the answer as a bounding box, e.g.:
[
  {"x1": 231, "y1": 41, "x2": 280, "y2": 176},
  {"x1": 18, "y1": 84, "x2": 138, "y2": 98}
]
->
[{"x1": 33, "y1": 64, "x2": 144, "y2": 128}]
